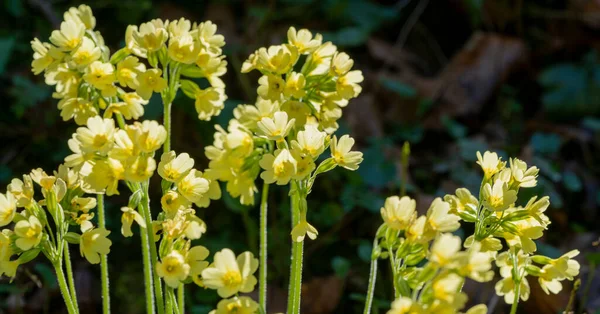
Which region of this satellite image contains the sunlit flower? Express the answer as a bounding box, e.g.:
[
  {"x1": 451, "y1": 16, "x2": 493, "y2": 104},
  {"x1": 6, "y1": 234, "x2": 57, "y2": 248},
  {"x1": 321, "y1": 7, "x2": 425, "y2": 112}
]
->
[
  {"x1": 50, "y1": 19, "x2": 85, "y2": 51},
  {"x1": 291, "y1": 219, "x2": 318, "y2": 242},
  {"x1": 257, "y1": 111, "x2": 295, "y2": 141},
  {"x1": 202, "y1": 249, "x2": 258, "y2": 298},
  {"x1": 209, "y1": 296, "x2": 259, "y2": 314},
  {"x1": 481, "y1": 179, "x2": 517, "y2": 212},
  {"x1": 259, "y1": 149, "x2": 297, "y2": 185},
  {"x1": 14, "y1": 216, "x2": 43, "y2": 251},
  {"x1": 380, "y1": 196, "x2": 416, "y2": 231},
  {"x1": 120, "y1": 206, "x2": 146, "y2": 237},
  {"x1": 136, "y1": 69, "x2": 167, "y2": 100},
  {"x1": 156, "y1": 250, "x2": 190, "y2": 288},
  {"x1": 330, "y1": 135, "x2": 362, "y2": 170},
  {"x1": 287, "y1": 27, "x2": 322, "y2": 54},
  {"x1": 80, "y1": 227, "x2": 111, "y2": 264},
  {"x1": 158, "y1": 151, "x2": 195, "y2": 182},
  {"x1": 0, "y1": 193, "x2": 17, "y2": 227}
]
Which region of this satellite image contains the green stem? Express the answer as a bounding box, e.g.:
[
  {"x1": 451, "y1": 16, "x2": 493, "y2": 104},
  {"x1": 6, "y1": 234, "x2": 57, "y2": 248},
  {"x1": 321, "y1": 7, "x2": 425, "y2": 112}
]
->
[
  {"x1": 177, "y1": 284, "x2": 184, "y2": 314},
  {"x1": 286, "y1": 183, "x2": 304, "y2": 314},
  {"x1": 259, "y1": 183, "x2": 270, "y2": 312},
  {"x1": 163, "y1": 101, "x2": 172, "y2": 153},
  {"x1": 141, "y1": 182, "x2": 165, "y2": 314},
  {"x1": 63, "y1": 244, "x2": 79, "y2": 313},
  {"x1": 54, "y1": 261, "x2": 78, "y2": 314},
  {"x1": 97, "y1": 194, "x2": 110, "y2": 314},
  {"x1": 138, "y1": 201, "x2": 156, "y2": 314},
  {"x1": 363, "y1": 237, "x2": 379, "y2": 314},
  {"x1": 509, "y1": 281, "x2": 521, "y2": 314},
  {"x1": 164, "y1": 287, "x2": 174, "y2": 314}
]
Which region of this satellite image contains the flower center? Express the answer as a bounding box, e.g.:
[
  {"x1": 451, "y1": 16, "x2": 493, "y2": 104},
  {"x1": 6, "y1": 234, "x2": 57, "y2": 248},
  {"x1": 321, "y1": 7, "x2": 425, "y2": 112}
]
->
[{"x1": 222, "y1": 270, "x2": 242, "y2": 288}]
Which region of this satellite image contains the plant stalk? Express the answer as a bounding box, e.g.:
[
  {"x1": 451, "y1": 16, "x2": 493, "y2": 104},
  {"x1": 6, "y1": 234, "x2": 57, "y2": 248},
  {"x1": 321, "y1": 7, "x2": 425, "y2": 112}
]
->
[
  {"x1": 97, "y1": 194, "x2": 110, "y2": 314},
  {"x1": 141, "y1": 182, "x2": 165, "y2": 314},
  {"x1": 286, "y1": 182, "x2": 304, "y2": 314},
  {"x1": 177, "y1": 284, "x2": 184, "y2": 314},
  {"x1": 63, "y1": 244, "x2": 79, "y2": 313},
  {"x1": 54, "y1": 261, "x2": 78, "y2": 314},
  {"x1": 259, "y1": 182, "x2": 270, "y2": 311},
  {"x1": 163, "y1": 101, "x2": 172, "y2": 153},
  {"x1": 363, "y1": 237, "x2": 379, "y2": 314},
  {"x1": 138, "y1": 200, "x2": 156, "y2": 314}
]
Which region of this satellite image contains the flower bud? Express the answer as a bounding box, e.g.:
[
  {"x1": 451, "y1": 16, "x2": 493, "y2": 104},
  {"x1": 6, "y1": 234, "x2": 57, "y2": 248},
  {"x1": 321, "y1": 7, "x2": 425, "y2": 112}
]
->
[{"x1": 531, "y1": 255, "x2": 553, "y2": 265}]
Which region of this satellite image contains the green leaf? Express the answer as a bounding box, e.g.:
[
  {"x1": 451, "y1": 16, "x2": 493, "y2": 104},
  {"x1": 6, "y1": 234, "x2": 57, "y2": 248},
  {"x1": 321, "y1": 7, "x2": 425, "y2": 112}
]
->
[
  {"x1": 8, "y1": 75, "x2": 51, "y2": 118},
  {"x1": 322, "y1": 27, "x2": 369, "y2": 47},
  {"x1": 5, "y1": 0, "x2": 24, "y2": 17},
  {"x1": 0, "y1": 36, "x2": 15, "y2": 75},
  {"x1": 358, "y1": 240, "x2": 372, "y2": 263},
  {"x1": 34, "y1": 263, "x2": 57, "y2": 289},
  {"x1": 562, "y1": 171, "x2": 582, "y2": 192},
  {"x1": 442, "y1": 115, "x2": 467, "y2": 139},
  {"x1": 379, "y1": 77, "x2": 417, "y2": 98},
  {"x1": 530, "y1": 132, "x2": 562, "y2": 155},
  {"x1": 331, "y1": 256, "x2": 351, "y2": 278}
]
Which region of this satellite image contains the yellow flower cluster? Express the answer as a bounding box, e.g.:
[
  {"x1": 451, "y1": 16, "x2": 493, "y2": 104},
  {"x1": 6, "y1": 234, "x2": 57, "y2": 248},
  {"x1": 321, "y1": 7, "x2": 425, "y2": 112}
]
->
[
  {"x1": 377, "y1": 151, "x2": 579, "y2": 313},
  {"x1": 0, "y1": 164, "x2": 112, "y2": 275},
  {"x1": 31, "y1": 5, "x2": 227, "y2": 125}
]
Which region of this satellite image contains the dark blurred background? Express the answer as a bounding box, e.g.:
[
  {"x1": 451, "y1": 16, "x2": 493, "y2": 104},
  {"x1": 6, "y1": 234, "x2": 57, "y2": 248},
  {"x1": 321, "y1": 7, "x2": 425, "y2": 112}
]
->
[{"x1": 1, "y1": 0, "x2": 600, "y2": 313}]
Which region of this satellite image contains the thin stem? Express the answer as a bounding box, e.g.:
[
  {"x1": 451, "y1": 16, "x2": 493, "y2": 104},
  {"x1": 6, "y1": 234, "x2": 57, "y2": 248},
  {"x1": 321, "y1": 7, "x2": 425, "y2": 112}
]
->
[
  {"x1": 163, "y1": 101, "x2": 172, "y2": 153},
  {"x1": 509, "y1": 281, "x2": 521, "y2": 314},
  {"x1": 510, "y1": 250, "x2": 522, "y2": 314},
  {"x1": 259, "y1": 183, "x2": 270, "y2": 311},
  {"x1": 141, "y1": 182, "x2": 165, "y2": 314},
  {"x1": 138, "y1": 201, "x2": 156, "y2": 314},
  {"x1": 164, "y1": 287, "x2": 174, "y2": 314},
  {"x1": 177, "y1": 284, "x2": 184, "y2": 314},
  {"x1": 97, "y1": 194, "x2": 110, "y2": 314},
  {"x1": 54, "y1": 261, "x2": 78, "y2": 314},
  {"x1": 170, "y1": 288, "x2": 180, "y2": 314},
  {"x1": 363, "y1": 237, "x2": 379, "y2": 314},
  {"x1": 286, "y1": 183, "x2": 304, "y2": 314},
  {"x1": 63, "y1": 244, "x2": 79, "y2": 313}
]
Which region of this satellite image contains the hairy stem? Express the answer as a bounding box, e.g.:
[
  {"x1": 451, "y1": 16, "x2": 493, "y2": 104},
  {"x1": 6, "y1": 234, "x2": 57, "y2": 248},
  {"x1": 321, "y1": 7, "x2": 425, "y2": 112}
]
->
[
  {"x1": 163, "y1": 101, "x2": 172, "y2": 153},
  {"x1": 141, "y1": 182, "x2": 165, "y2": 314},
  {"x1": 63, "y1": 244, "x2": 79, "y2": 313},
  {"x1": 286, "y1": 183, "x2": 304, "y2": 314},
  {"x1": 177, "y1": 284, "x2": 184, "y2": 314},
  {"x1": 259, "y1": 182, "x2": 270, "y2": 311},
  {"x1": 97, "y1": 194, "x2": 110, "y2": 314},
  {"x1": 54, "y1": 260, "x2": 78, "y2": 314},
  {"x1": 363, "y1": 237, "x2": 379, "y2": 314},
  {"x1": 138, "y1": 200, "x2": 156, "y2": 314}
]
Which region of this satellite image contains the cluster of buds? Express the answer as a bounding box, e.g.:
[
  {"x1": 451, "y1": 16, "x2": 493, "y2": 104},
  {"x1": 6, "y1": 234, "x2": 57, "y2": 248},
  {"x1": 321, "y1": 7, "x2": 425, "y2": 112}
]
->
[
  {"x1": 378, "y1": 151, "x2": 580, "y2": 314},
  {"x1": 0, "y1": 165, "x2": 111, "y2": 276},
  {"x1": 206, "y1": 27, "x2": 364, "y2": 242}
]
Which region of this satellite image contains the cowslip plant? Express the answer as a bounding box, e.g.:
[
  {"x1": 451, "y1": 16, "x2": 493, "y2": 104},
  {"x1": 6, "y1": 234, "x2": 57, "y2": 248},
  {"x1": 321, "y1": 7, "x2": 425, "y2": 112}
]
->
[
  {"x1": 204, "y1": 26, "x2": 364, "y2": 313},
  {"x1": 364, "y1": 151, "x2": 580, "y2": 314}
]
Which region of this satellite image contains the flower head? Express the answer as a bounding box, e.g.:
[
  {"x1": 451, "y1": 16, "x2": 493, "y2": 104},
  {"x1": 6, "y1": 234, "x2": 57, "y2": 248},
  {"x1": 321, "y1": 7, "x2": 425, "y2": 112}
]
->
[
  {"x1": 482, "y1": 179, "x2": 517, "y2": 212},
  {"x1": 257, "y1": 111, "x2": 295, "y2": 141},
  {"x1": 291, "y1": 219, "x2": 318, "y2": 242},
  {"x1": 330, "y1": 135, "x2": 362, "y2": 170},
  {"x1": 201, "y1": 249, "x2": 258, "y2": 298},
  {"x1": 380, "y1": 196, "x2": 416, "y2": 231},
  {"x1": 0, "y1": 193, "x2": 17, "y2": 227},
  {"x1": 15, "y1": 216, "x2": 43, "y2": 251},
  {"x1": 158, "y1": 151, "x2": 195, "y2": 182},
  {"x1": 80, "y1": 227, "x2": 112, "y2": 264},
  {"x1": 477, "y1": 151, "x2": 505, "y2": 179},
  {"x1": 209, "y1": 296, "x2": 259, "y2": 314},
  {"x1": 259, "y1": 149, "x2": 297, "y2": 185},
  {"x1": 120, "y1": 206, "x2": 146, "y2": 237},
  {"x1": 157, "y1": 250, "x2": 191, "y2": 288}
]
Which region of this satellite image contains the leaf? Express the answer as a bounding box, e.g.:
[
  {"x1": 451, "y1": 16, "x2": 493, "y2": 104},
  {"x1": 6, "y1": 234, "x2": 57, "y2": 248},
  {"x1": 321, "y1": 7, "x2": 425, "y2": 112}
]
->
[
  {"x1": 0, "y1": 36, "x2": 15, "y2": 74},
  {"x1": 563, "y1": 171, "x2": 582, "y2": 192},
  {"x1": 322, "y1": 27, "x2": 369, "y2": 47},
  {"x1": 457, "y1": 139, "x2": 488, "y2": 161},
  {"x1": 582, "y1": 117, "x2": 600, "y2": 132},
  {"x1": 358, "y1": 240, "x2": 372, "y2": 263},
  {"x1": 331, "y1": 256, "x2": 351, "y2": 278},
  {"x1": 8, "y1": 75, "x2": 51, "y2": 118},
  {"x1": 34, "y1": 263, "x2": 57, "y2": 289},
  {"x1": 345, "y1": 0, "x2": 399, "y2": 31},
  {"x1": 442, "y1": 115, "x2": 467, "y2": 139},
  {"x1": 5, "y1": 0, "x2": 24, "y2": 17},
  {"x1": 533, "y1": 156, "x2": 561, "y2": 183},
  {"x1": 530, "y1": 132, "x2": 562, "y2": 155},
  {"x1": 379, "y1": 77, "x2": 417, "y2": 98},
  {"x1": 357, "y1": 139, "x2": 396, "y2": 189}
]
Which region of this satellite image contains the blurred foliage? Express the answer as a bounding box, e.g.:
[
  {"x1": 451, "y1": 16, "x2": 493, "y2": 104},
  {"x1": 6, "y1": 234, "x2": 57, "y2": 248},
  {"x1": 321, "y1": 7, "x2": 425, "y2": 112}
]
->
[{"x1": 1, "y1": 0, "x2": 600, "y2": 313}]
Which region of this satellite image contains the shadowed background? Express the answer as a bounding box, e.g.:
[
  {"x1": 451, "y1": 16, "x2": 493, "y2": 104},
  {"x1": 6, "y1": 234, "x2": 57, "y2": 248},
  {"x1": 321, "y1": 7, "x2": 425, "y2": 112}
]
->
[{"x1": 0, "y1": 0, "x2": 599, "y2": 313}]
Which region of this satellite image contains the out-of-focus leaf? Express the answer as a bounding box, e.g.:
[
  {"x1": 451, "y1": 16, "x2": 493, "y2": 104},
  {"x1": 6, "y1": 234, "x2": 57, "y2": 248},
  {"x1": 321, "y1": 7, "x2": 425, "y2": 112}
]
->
[
  {"x1": 322, "y1": 27, "x2": 369, "y2": 47},
  {"x1": 530, "y1": 132, "x2": 562, "y2": 155},
  {"x1": 5, "y1": 0, "x2": 24, "y2": 17},
  {"x1": 534, "y1": 156, "x2": 561, "y2": 182},
  {"x1": 8, "y1": 76, "x2": 51, "y2": 118},
  {"x1": 563, "y1": 171, "x2": 582, "y2": 192},
  {"x1": 536, "y1": 242, "x2": 561, "y2": 259},
  {"x1": 416, "y1": 99, "x2": 434, "y2": 118},
  {"x1": 586, "y1": 252, "x2": 600, "y2": 265},
  {"x1": 331, "y1": 256, "x2": 351, "y2": 278},
  {"x1": 457, "y1": 139, "x2": 488, "y2": 161},
  {"x1": 582, "y1": 117, "x2": 600, "y2": 132},
  {"x1": 538, "y1": 177, "x2": 563, "y2": 208},
  {"x1": 34, "y1": 263, "x2": 57, "y2": 289},
  {"x1": 0, "y1": 165, "x2": 12, "y2": 184},
  {"x1": 393, "y1": 125, "x2": 424, "y2": 143},
  {"x1": 0, "y1": 36, "x2": 15, "y2": 74},
  {"x1": 345, "y1": 0, "x2": 398, "y2": 31},
  {"x1": 357, "y1": 139, "x2": 396, "y2": 189},
  {"x1": 442, "y1": 115, "x2": 467, "y2": 139},
  {"x1": 358, "y1": 240, "x2": 372, "y2": 263},
  {"x1": 379, "y1": 77, "x2": 417, "y2": 98}
]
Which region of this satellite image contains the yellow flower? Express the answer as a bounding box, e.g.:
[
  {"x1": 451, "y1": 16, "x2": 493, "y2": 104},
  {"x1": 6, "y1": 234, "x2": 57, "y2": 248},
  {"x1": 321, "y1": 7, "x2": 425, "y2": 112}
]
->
[
  {"x1": 224, "y1": 125, "x2": 253, "y2": 157},
  {"x1": 476, "y1": 151, "x2": 505, "y2": 179},
  {"x1": 71, "y1": 37, "x2": 101, "y2": 68},
  {"x1": 133, "y1": 20, "x2": 168, "y2": 52},
  {"x1": 331, "y1": 52, "x2": 353, "y2": 76},
  {"x1": 116, "y1": 56, "x2": 146, "y2": 89},
  {"x1": 454, "y1": 245, "x2": 494, "y2": 282},
  {"x1": 125, "y1": 155, "x2": 157, "y2": 182},
  {"x1": 168, "y1": 33, "x2": 199, "y2": 64},
  {"x1": 167, "y1": 18, "x2": 191, "y2": 38},
  {"x1": 105, "y1": 92, "x2": 148, "y2": 120},
  {"x1": 195, "y1": 176, "x2": 222, "y2": 208},
  {"x1": 70, "y1": 196, "x2": 96, "y2": 213},
  {"x1": 137, "y1": 120, "x2": 167, "y2": 153},
  {"x1": 432, "y1": 273, "x2": 464, "y2": 304},
  {"x1": 336, "y1": 70, "x2": 363, "y2": 99},
  {"x1": 0, "y1": 193, "x2": 17, "y2": 227},
  {"x1": 405, "y1": 216, "x2": 427, "y2": 243},
  {"x1": 425, "y1": 198, "x2": 460, "y2": 235},
  {"x1": 257, "y1": 74, "x2": 285, "y2": 101},
  {"x1": 50, "y1": 19, "x2": 85, "y2": 51},
  {"x1": 201, "y1": 249, "x2": 258, "y2": 298},
  {"x1": 157, "y1": 250, "x2": 190, "y2": 288},
  {"x1": 161, "y1": 191, "x2": 190, "y2": 217},
  {"x1": 495, "y1": 276, "x2": 530, "y2": 304},
  {"x1": 80, "y1": 227, "x2": 111, "y2": 264},
  {"x1": 194, "y1": 87, "x2": 226, "y2": 121},
  {"x1": 158, "y1": 151, "x2": 195, "y2": 182},
  {"x1": 387, "y1": 297, "x2": 423, "y2": 314},
  {"x1": 58, "y1": 97, "x2": 98, "y2": 125},
  {"x1": 444, "y1": 188, "x2": 478, "y2": 217},
  {"x1": 83, "y1": 61, "x2": 115, "y2": 92},
  {"x1": 186, "y1": 245, "x2": 210, "y2": 277},
  {"x1": 195, "y1": 21, "x2": 225, "y2": 55},
  {"x1": 281, "y1": 100, "x2": 310, "y2": 127},
  {"x1": 8, "y1": 176, "x2": 34, "y2": 208},
  {"x1": 257, "y1": 111, "x2": 295, "y2": 141},
  {"x1": 81, "y1": 158, "x2": 124, "y2": 195},
  {"x1": 380, "y1": 196, "x2": 417, "y2": 231},
  {"x1": 539, "y1": 250, "x2": 580, "y2": 281},
  {"x1": 256, "y1": 44, "x2": 299, "y2": 74},
  {"x1": 195, "y1": 51, "x2": 227, "y2": 87},
  {"x1": 177, "y1": 170, "x2": 210, "y2": 203},
  {"x1": 76, "y1": 116, "x2": 115, "y2": 155},
  {"x1": 481, "y1": 179, "x2": 517, "y2": 212},
  {"x1": 330, "y1": 135, "x2": 363, "y2": 170},
  {"x1": 64, "y1": 5, "x2": 96, "y2": 30},
  {"x1": 31, "y1": 38, "x2": 63, "y2": 74},
  {"x1": 120, "y1": 206, "x2": 146, "y2": 237},
  {"x1": 464, "y1": 305, "x2": 488, "y2": 314},
  {"x1": 291, "y1": 125, "x2": 326, "y2": 158},
  {"x1": 136, "y1": 69, "x2": 167, "y2": 100},
  {"x1": 306, "y1": 42, "x2": 337, "y2": 76},
  {"x1": 291, "y1": 149, "x2": 315, "y2": 180},
  {"x1": 259, "y1": 149, "x2": 297, "y2": 185},
  {"x1": 15, "y1": 216, "x2": 43, "y2": 251},
  {"x1": 287, "y1": 27, "x2": 322, "y2": 54},
  {"x1": 291, "y1": 219, "x2": 318, "y2": 242},
  {"x1": 184, "y1": 216, "x2": 207, "y2": 240},
  {"x1": 510, "y1": 158, "x2": 539, "y2": 188},
  {"x1": 524, "y1": 196, "x2": 550, "y2": 227},
  {"x1": 209, "y1": 296, "x2": 259, "y2": 314},
  {"x1": 430, "y1": 233, "x2": 461, "y2": 267},
  {"x1": 284, "y1": 72, "x2": 306, "y2": 98}
]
